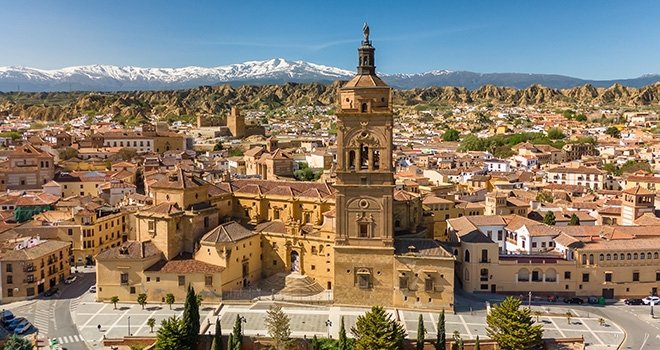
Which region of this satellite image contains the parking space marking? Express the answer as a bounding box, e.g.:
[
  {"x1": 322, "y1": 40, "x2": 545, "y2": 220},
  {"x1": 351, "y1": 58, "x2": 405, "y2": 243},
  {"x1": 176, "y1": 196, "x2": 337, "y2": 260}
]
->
[
  {"x1": 80, "y1": 303, "x2": 108, "y2": 329},
  {"x1": 428, "y1": 312, "x2": 438, "y2": 334},
  {"x1": 578, "y1": 318, "x2": 605, "y2": 345},
  {"x1": 135, "y1": 309, "x2": 159, "y2": 335},
  {"x1": 547, "y1": 317, "x2": 566, "y2": 338},
  {"x1": 457, "y1": 315, "x2": 474, "y2": 339}
]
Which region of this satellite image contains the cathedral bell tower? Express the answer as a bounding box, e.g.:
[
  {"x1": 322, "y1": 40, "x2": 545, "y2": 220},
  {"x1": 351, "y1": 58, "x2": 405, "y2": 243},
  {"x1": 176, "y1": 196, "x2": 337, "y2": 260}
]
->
[
  {"x1": 335, "y1": 22, "x2": 394, "y2": 247},
  {"x1": 333, "y1": 24, "x2": 396, "y2": 305}
]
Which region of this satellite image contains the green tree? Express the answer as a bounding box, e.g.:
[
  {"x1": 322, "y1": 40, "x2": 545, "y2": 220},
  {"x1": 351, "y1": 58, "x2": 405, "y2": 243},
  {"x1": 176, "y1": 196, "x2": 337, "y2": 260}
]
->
[
  {"x1": 575, "y1": 114, "x2": 587, "y2": 122},
  {"x1": 543, "y1": 211, "x2": 556, "y2": 226},
  {"x1": 565, "y1": 311, "x2": 573, "y2": 325},
  {"x1": 182, "y1": 286, "x2": 200, "y2": 348},
  {"x1": 196, "y1": 294, "x2": 204, "y2": 306},
  {"x1": 310, "y1": 335, "x2": 320, "y2": 350},
  {"x1": 474, "y1": 335, "x2": 480, "y2": 350},
  {"x1": 436, "y1": 309, "x2": 445, "y2": 350},
  {"x1": 416, "y1": 314, "x2": 426, "y2": 350},
  {"x1": 110, "y1": 296, "x2": 119, "y2": 309},
  {"x1": 569, "y1": 214, "x2": 580, "y2": 226},
  {"x1": 351, "y1": 306, "x2": 407, "y2": 350},
  {"x1": 338, "y1": 316, "x2": 349, "y2": 350},
  {"x1": 3, "y1": 334, "x2": 32, "y2": 350},
  {"x1": 155, "y1": 316, "x2": 190, "y2": 350},
  {"x1": 605, "y1": 126, "x2": 621, "y2": 138},
  {"x1": 212, "y1": 319, "x2": 223, "y2": 350},
  {"x1": 442, "y1": 129, "x2": 460, "y2": 142},
  {"x1": 0, "y1": 131, "x2": 22, "y2": 140},
  {"x1": 532, "y1": 310, "x2": 542, "y2": 323},
  {"x1": 147, "y1": 318, "x2": 156, "y2": 333},
  {"x1": 137, "y1": 293, "x2": 147, "y2": 310},
  {"x1": 547, "y1": 127, "x2": 565, "y2": 140},
  {"x1": 228, "y1": 149, "x2": 244, "y2": 157},
  {"x1": 535, "y1": 191, "x2": 553, "y2": 203},
  {"x1": 265, "y1": 305, "x2": 294, "y2": 350},
  {"x1": 213, "y1": 142, "x2": 223, "y2": 151},
  {"x1": 229, "y1": 315, "x2": 243, "y2": 350},
  {"x1": 59, "y1": 147, "x2": 79, "y2": 160},
  {"x1": 598, "y1": 317, "x2": 606, "y2": 327},
  {"x1": 486, "y1": 297, "x2": 543, "y2": 350},
  {"x1": 114, "y1": 147, "x2": 138, "y2": 161},
  {"x1": 451, "y1": 331, "x2": 463, "y2": 350},
  {"x1": 165, "y1": 293, "x2": 175, "y2": 310}
]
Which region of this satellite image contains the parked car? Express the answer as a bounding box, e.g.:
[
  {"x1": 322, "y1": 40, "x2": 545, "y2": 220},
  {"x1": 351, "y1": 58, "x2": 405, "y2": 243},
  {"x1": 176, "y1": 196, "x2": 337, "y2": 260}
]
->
[
  {"x1": 43, "y1": 288, "x2": 58, "y2": 297},
  {"x1": 7, "y1": 318, "x2": 28, "y2": 332},
  {"x1": 0, "y1": 310, "x2": 15, "y2": 324},
  {"x1": 642, "y1": 296, "x2": 660, "y2": 305},
  {"x1": 563, "y1": 297, "x2": 584, "y2": 304},
  {"x1": 624, "y1": 298, "x2": 644, "y2": 305},
  {"x1": 587, "y1": 296, "x2": 599, "y2": 304},
  {"x1": 14, "y1": 322, "x2": 32, "y2": 334},
  {"x1": 88, "y1": 285, "x2": 96, "y2": 293},
  {"x1": 547, "y1": 295, "x2": 558, "y2": 302},
  {"x1": 64, "y1": 276, "x2": 77, "y2": 284}
]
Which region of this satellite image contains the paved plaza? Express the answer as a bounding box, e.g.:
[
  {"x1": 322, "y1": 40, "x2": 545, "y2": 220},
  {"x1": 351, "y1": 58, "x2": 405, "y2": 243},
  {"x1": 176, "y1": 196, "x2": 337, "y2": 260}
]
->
[{"x1": 215, "y1": 302, "x2": 624, "y2": 349}]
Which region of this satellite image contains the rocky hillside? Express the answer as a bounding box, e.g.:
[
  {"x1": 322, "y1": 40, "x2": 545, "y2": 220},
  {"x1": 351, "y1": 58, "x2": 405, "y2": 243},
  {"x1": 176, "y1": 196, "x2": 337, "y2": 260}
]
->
[{"x1": 0, "y1": 82, "x2": 658, "y2": 122}]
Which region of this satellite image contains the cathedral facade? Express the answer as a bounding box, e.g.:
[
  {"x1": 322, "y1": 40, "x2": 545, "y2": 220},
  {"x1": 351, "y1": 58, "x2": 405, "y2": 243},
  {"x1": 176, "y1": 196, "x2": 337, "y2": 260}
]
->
[{"x1": 95, "y1": 27, "x2": 455, "y2": 311}]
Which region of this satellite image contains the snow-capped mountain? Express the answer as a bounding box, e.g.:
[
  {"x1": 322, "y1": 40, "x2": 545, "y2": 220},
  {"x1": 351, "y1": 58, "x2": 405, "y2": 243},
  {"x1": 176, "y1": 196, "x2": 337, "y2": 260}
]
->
[
  {"x1": 0, "y1": 59, "x2": 658, "y2": 92},
  {"x1": 0, "y1": 58, "x2": 354, "y2": 92}
]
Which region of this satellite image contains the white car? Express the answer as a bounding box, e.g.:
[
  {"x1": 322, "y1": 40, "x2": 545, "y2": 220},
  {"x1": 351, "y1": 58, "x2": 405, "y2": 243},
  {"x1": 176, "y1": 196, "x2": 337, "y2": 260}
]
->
[
  {"x1": 64, "y1": 276, "x2": 77, "y2": 284},
  {"x1": 88, "y1": 285, "x2": 96, "y2": 293},
  {"x1": 642, "y1": 296, "x2": 660, "y2": 305}
]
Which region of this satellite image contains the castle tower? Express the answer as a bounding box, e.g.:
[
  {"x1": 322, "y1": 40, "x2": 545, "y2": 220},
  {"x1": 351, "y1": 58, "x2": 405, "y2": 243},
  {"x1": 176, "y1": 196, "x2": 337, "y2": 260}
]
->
[
  {"x1": 333, "y1": 24, "x2": 396, "y2": 304},
  {"x1": 227, "y1": 107, "x2": 245, "y2": 138},
  {"x1": 621, "y1": 186, "x2": 655, "y2": 225}
]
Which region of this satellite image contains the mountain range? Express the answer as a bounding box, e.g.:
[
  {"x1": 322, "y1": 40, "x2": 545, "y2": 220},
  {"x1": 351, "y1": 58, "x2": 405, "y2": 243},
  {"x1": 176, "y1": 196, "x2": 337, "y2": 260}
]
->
[{"x1": 1, "y1": 58, "x2": 659, "y2": 92}]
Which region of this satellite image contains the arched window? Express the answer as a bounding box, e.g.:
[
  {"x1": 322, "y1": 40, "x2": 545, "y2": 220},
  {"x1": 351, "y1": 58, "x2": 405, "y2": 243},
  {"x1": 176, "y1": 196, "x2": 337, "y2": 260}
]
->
[
  {"x1": 360, "y1": 144, "x2": 369, "y2": 169},
  {"x1": 654, "y1": 252, "x2": 659, "y2": 259},
  {"x1": 641, "y1": 253, "x2": 645, "y2": 260},
  {"x1": 545, "y1": 268, "x2": 557, "y2": 282},
  {"x1": 613, "y1": 254, "x2": 618, "y2": 260},
  {"x1": 589, "y1": 254, "x2": 594, "y2": 265},
  {"x1": 373, "y1": 150, "x2": 380, "y2": 170},
  {"x1": 464, "y1": 268, "x2": 470, "y2": 281},
  {"x1": 627, "y1": 253, "x2": 632, "y2": 260},
  {"x1": 647, "y1": 253, "x2": 652, "y2": 259},
  {"x1": 348, "y1": 150, "x2": 356, "y2": 170},
  {"x1": 581, "y1": 254, "x2": 587, "y2": 265},
  {"x1": 633, "y1": 253, "x2": 638, "y2": 259},
  {"x1": 464, "y1": 250, "x2": 471, "y2": 263},
  {"x1": 606, "y1": 254, "x2": 611, "y2": 260},
  {"x1": 620, "y1": 253, "x2": 625, "y2": 260},
  {"x1": 599, "y1": 254, "x2": 604, "y2": 261},
  {"x1": 517, "y1": 268, "x2": 530, "y2": 282},
  {"x1": 361, "y1": 103, "x2": 368, "y2": 113}
]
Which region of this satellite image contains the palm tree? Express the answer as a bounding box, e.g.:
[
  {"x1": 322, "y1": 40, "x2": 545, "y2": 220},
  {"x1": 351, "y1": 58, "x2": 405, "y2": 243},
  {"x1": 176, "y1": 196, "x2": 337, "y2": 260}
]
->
[
  {"x1": 111, "y1": 296, "x2": 119, "y2": 309},
  {"x1": 165, "y1": 293, "x2": 175, "y2": 310},
  {"x1": 565, "y1": 311, "x2": 572, "y2": 325},
  {"x1": 147, "y1": 318, "x2": 156, "y2": 333},
  {"x1": 532, "y1": 310, "x2": 542, "y2": 323},
  {"x1": 598, "y1": 318, "x2": 606, "y2": 327}
]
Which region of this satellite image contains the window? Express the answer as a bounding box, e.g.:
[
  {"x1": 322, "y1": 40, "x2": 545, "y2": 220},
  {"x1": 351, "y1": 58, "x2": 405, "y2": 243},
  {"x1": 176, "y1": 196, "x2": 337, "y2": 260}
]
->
[
  {"x1": 120, "y1": 273, "x2": 129, "y2": 285},
  {"x1": 425, "y1": 277, "x2": 435, "y2": 292},
  {"x1": 130, "y1": 287, "x2": 136, "y2": 294},
  {"x1": 532, "y1": 242, "x2": 537, "y2": 248},
  {"x1": 464, "y1": 250, "x2": 470, "y2": 262},
  {"x1": 564, "y1": 271, "x2": 571, "y2": 280},
  {"x1": 656, "y1": 272, "x2": 660, "y2": 281},
  {"x1": 7, "y1": 289, "x2": 13, "y2": 297},
  {"x1": 178, "y1": 275, "x2": 185, "y2": 286},
  {"x1": 605, "y1": 272, "x2": 612, "y2": 282},
  {"x1": 633, "y1": 272, "x2": 640, "y2": 282},
  {"x1": 6, "y1": 276, "x2": 12, "y2": 284},
  {"x1": 357, "y1": 272, "x2": 371, "y2": 289},
  {"x1": 599, "y1": 254, "x2": 604, "y2": 261},
  {"x1": 399, "y1": 274, "x2": 409, "y2": 290},
  {"x1": 204, "y1": 217, "x2": 210, "y2": 228},
  {"x1": 358, "y1": 223, "x2": 369, "y2": 238},
  {"x1": 498, "y1": 230, "x2": 503, "y2": 240},
  {"x1": 205, "y1": 275, "x2": 213, "y2": 286},
  {"x1": 6, "y1": 264, "x2": 12, "y2": 272},
  {"x1": 582, "y1": 273, "x2": 589, "y2": 282},
  {"x1": 148, "y1": 220, "x2": 155, "y2": 232}
]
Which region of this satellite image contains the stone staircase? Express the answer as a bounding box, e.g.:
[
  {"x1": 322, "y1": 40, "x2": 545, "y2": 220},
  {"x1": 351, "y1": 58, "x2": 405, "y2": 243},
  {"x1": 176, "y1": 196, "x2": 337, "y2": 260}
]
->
[
  {"x1": 280, "y1": 273, "x2": 326, "y2": 296},
  {"x1": 256, "y1": 272, "x2": 287, "y2": 292}
]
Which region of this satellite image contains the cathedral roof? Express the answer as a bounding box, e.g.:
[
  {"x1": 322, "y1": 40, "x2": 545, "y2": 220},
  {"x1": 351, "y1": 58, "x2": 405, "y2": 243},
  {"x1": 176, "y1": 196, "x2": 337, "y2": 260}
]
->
[
  {"x1": 342, "y1": 74, "x2": 388, "y2": 88},
  {"x1": 200, "y1": 221, "x2": 256, "y2": 244},
  {"x1": 394, "y1": 238, "x2": 453, "y2": 258},
  {"x1": 145, "y1": 253, "x2": 224, "y2": 274}
]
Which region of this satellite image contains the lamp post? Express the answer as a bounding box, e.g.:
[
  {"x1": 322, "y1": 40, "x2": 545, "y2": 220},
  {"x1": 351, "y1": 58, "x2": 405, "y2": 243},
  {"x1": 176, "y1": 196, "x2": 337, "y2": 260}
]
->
[
  {"x1": 528, "y1": 291, "x2": 532, "y2": 309},
  {"x1": 127, "y1": 316, "x2": 131, "y2": 336},
  {"x1": 325, "y1": 320, "x2": 332, "y2": 338},
  {"x1": 239, "y1": 316, "x2": 247, "y2": 336},
  {"x1": 651, "y1": 290, "x2": 655, "y2": 319}
]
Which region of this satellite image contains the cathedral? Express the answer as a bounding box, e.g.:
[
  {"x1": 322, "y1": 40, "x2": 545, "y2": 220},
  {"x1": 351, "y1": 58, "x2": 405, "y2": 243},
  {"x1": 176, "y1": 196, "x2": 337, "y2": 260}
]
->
[{"x1": 95, "y1": 26, "x2": 455, "y2": 311}]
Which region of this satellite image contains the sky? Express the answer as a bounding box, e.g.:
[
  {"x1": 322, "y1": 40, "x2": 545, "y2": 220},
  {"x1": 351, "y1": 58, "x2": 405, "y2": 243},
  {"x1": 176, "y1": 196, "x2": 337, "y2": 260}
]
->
[{"x1": 1, "y1": 0, "x2": 659, "y2": 80}]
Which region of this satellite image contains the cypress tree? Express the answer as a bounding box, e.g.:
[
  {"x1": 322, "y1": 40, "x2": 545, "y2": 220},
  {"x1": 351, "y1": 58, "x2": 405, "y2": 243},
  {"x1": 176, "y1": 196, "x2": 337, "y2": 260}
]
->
[
  {"x1": 436, "y1": 309, "x2": 445, "y2": 350},
  {"x1": 338, "y1": 316, "x2": 348, "y2": 350},
  {"x1": 265, "y1": 305, "x2": 294, "y2": 350},
  {"x1": 486, "y1": 296, "x2": 543, "y2": 350},
  {"x1": 231, "y1": 314, "x2": 243, "y2": 350},
  {"x1": 569, "y1": 214, "x2": 580, "y2": 226},
  {"x1": 182, "y1": 285, "x2": 200, "y2": 348},
  {"x1": 310, "y1": 335, "x2": 320, "y2": 350},
  {"x1": 416, "y1": 314, "x2": 426, "y2": 350},
  {"x1": 473, "y1": 335, "x2": 480, "y2": 350},
  {"x1": 543, "y1": 211, "x2": 556, "y2": 226},
  {"x1": 211, "y1": 319, "x2": 223, "y2": 350}
]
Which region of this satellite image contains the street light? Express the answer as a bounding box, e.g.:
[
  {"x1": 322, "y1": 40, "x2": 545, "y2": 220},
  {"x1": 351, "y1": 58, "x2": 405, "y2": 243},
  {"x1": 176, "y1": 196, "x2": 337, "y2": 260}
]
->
[
  {"x1": 528, "y1": 291, "x2": 532, "y2": 309},
  {"x1": 325, "y1": 320, "x2": 332, "y2": 338},
  {"x1": 127, "y1": 316, "x2": 131, "y2": 336},
  {"x1": 239, "y1": 316, "x2": 247, "y2": 336}
]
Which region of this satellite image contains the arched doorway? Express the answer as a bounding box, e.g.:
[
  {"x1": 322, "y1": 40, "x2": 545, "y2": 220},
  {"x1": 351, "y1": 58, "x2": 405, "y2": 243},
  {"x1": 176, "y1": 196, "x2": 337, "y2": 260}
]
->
[{"x1": 290, "y1": 251, "x2": 300, "y2": 273}]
